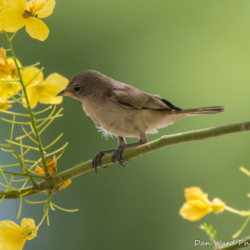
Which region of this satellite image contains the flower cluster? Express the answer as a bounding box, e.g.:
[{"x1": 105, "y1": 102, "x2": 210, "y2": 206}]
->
[
  {"x1": 0, "y1": 1, "x2": 76, "y2": 249},
  {"x1": 0, "y1": 47, "x2": 68, "y2": 109},
  {"x1": 0, "y1": 0, "x2": 56, "y2": 41},
  {"x1": 180, "y1": 183, "x2": 250, "y2": 239},
  {"x1": 35, "y1": 155, "x2": 72, "y2": 190},
  {"x1": 22, "y1": 67, "x2": 68, "y2": 108},
  {"x1": 179, "y1": 187, "x2": 225, "y2": 221}
]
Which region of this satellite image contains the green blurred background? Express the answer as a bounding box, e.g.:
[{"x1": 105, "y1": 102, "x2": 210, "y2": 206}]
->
[{"x1": 1, "y1": 0, "x2": 250, "y2": 249}]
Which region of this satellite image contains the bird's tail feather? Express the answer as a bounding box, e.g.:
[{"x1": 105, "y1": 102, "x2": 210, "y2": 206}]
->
[{"x1": 175, "y1": 106, "x2": 225, "y2": 116}]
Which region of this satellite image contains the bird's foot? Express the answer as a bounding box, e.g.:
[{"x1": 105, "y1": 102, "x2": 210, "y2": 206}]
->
[
  {"x1": 92, "y1": 151, "x2": 108, "y2": 174},
  {"x1": 111, "y1": 145, "x2": 126, "y2": 167}
]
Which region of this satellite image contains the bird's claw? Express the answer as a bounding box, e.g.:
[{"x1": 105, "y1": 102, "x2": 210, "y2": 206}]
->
[
  {"x1": 92, "y1": 151, "x2": 108, "y2": 174},
  {"x1": 111, "y1": 145, "x2": 126, "y2": 167}
]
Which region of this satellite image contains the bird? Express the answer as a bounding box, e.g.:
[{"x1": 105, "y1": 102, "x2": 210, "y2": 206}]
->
[{"x1": 57, "y1": 70, "x2": 224, "y2": 173}]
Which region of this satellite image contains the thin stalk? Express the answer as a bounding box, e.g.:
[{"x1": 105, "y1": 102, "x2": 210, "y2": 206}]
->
[
  {"x1": 2, "y1": 171, "x2": 44, "y2": 179},
  {"x1": 44, "y1": 142, "x2": 68, "y2": 158},
  {"x1": 21, "y1": 62, "x2": 40, "y2": 69},
  {"x1": 10, "y1": 145, "x2": 37, "y2": 187},
  {"x1": 1, "y1": 118, "x2": 31, "y2": 125},
  {"x1": 4, "y1": 31, "x2": 48, "y2": 173},
  {"x1": 34, "y1": 105, "x2": 52, "y2": 115},
  {"x1": 15, "y1": 106, "x2": 57, "y2": 140},
  {"x1": 44, "y1": 133, "x2": 63, "y2": 150},
  {"x1": 6, "y1": 140, "x2": 39, "y2": 150},
  {"x1": 224, "y1": 206, "x2": 250, "y2": 216}
]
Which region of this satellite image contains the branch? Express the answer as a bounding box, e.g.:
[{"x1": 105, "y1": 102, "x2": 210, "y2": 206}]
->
[{"x1": 1, "y1": 120, "x2": 250, "y2": 199}]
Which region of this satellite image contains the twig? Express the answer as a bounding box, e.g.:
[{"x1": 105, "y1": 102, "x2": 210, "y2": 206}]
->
[{"x1": 1, "y1": 120, "x2": 250, "y2": 199}]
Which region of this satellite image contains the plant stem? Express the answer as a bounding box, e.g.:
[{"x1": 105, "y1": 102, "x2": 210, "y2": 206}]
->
[
  {"x1": 1, "y1": 120, "x2": 250, "y2": 199},
  {"x1": 224, "y1": 206, "x2": 250, "y2": 216},
  {"x1": 4, "y1": 31, "x2": 48, "y2": 173}
]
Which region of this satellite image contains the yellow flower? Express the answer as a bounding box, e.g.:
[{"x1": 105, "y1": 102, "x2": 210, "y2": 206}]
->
[
  {"x1": 0, "y1": 0, "x2": 56, "y2": 41},
  {"x1": 0, "y1": 218, "x2": 37, "y2": 250},
  {"x1": 22, "y1": 67, "x2": 68, "y2": 108},
  {"x1": 179, "y1": 187, "x2": 225, "y2": 221},
  {"x1": 0, "y1": 47, "x2": 13, "y2": 79},
  {"x1": 46, "y1": 155, "x2": 57, "y2": 175},
  {"x1": 59, "y1": 179, "x2": 72, "y2": 190},
  {"x1": 0, "y1": 98, "x2": 11, "y2": 110},
  {"x1": 35, "y1": 166, "x2": 45, "y2": 175},
  {"x1": 0, "y1": 76, "x2": 21, "y2": 98},
  {"x1": 0, "y1": 48, "x2": 21, "y2": 98}
]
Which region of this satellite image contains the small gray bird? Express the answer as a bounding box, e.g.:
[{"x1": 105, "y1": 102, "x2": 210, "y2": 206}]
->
[{"x1": 57, "y1": 70, "x2": 224, "y2": 173}]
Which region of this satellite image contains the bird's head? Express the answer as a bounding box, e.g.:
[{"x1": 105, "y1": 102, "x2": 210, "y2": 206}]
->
[{"x1": 57, "y1": 70, "x2": 109, "y2": 102}]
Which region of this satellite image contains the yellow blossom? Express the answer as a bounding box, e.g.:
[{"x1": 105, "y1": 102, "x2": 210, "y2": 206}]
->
[
  {"x1": 0, "y1": 98, "x2": 11, "y2": 110},
  {"x1": 0, "y1": 218, "x2": 37, "y2": 250},
  {"x1": 0, "y1": 76, "x2": 21, "y2": 98},
  {"x1": 0, "y1": 47, "x2": 12, "y2": 78},
  {"x1": 0, "y1": 0, "x2": 56, "y2": 41},
  {"x1": 59, "y1": 179, "x2": 72, "y2": 190},
  {"x1": 0, "y1": 48, "x2": 21, "y2": 98},
  {"x1": 179, "y1": 187, "x2": 225, "y2": 221},
  {"x1": 22, "y1": 67, "x2": 68, "y2": 108},
  {"x1": 46, "y1": 155, "x2": 57, "y2": 175},
  {"x1": 35, "y1": 166, "x2": 45, "y2": 175}
]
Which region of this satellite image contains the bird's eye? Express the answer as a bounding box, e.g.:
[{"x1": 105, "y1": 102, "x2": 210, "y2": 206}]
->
[{"x1": 74, "y1": 86, "x2": 81, "y2": 92}]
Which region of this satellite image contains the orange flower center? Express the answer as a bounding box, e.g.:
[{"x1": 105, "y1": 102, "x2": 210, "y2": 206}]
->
[
  {"x1": 23, "y1": 9, "x2": 37, "y2": 18},
  {"x1": 24, "y1": 0, "x2": 46, "y2": 18}
]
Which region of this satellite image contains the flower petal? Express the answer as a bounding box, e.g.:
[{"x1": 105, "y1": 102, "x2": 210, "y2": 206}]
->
[
  {"x1": 0, "y1": 79, "x2": 21, "y2": 98},
  {"x1": 0, "y1": 98, "x2": 12, "y2": 110},
  {"x1": 24, "y1": 87, "x2": 38, "y2": 108},
  {"x1": 0, "y1": 220, "x2": 20, "y2": 233},
  {"x1": 179, "y1": 202, "x2": 212, "y2": 221},
  {"x1": 186, "y1": 200, "x2": 209, "y2": 209},
  {"x1": 26, "y1": 0, "x2": 45, "y2": 13},
  {"x1": 21, "y1": 218, "x2": 37, "y2": 240},
  {"x1": 36, "y1": 0, "x2": 55, "y2": 18},
  {"x1": 0, "y1": 220, "x2": 26, "y2": 249},
  {"x1": 45, "y1": 73, "x2": 68, "y2": 88},
  {"x1": 0, "y1": 8, "x2": 25, "y2": 32},
  {"x1": 35, "y1": 166, "x2": 45, "y2": 175},
  {"x1": 38, "y1": 73, "x2": 68, "y2": 104},
  {"x1": 0, "y1": 15, "x2": 5, "y2": 30},
  {"x1": 185, "y1": 187, "x2": 206, "y2": 200},
  {"x1": 22, "y1": 67, "x2": 44, "y2": 86},
  {"x1": 3, "y1": 0, "x2": 26, "y2": 10},
  {"x1": 21, "y1": 218, "x2": 36, "y2": 229},
  {"x1": 61, "y1": 179, "x2": 72, "y2": 189},
  {"x1": 25, "y1": 17, "x2": 49, "y2": 41},
  {"x1": 7, "y1": 57, "x2": 22, "y2": 68}
]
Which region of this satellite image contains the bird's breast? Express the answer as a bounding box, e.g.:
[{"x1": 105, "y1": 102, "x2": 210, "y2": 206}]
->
[{"x1": 81, "y1": 99, "x2": 142, "y2": 137}]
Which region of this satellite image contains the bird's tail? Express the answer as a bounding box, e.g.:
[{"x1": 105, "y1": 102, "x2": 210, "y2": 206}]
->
[{"x1": 175, "y1": 106, "x2": 225, "y2": 116}]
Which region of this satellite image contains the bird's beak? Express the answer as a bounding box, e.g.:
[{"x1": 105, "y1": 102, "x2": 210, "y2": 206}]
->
[{"x1": 56, "y1": 89, "x2": 73, "y2": 97}]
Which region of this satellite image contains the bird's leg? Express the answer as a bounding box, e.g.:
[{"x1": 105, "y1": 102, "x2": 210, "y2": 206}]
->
[
  {"x1": 92, "y1": 149, "x2": 116, "y2": 174},
  {"x1": 111, "y1": 134, "x2": 147, "y2": 167}
]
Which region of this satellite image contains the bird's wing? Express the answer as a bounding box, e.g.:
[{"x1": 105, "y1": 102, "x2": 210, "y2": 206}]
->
[
  {"x1": 110, "y1": 81, "x2": 181, "y2": 110},
  {"x1": 110, "y1": 82, "x2": 148, "y2": 109}
]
